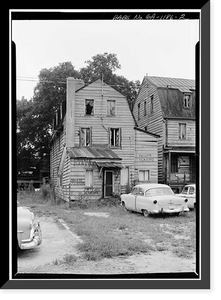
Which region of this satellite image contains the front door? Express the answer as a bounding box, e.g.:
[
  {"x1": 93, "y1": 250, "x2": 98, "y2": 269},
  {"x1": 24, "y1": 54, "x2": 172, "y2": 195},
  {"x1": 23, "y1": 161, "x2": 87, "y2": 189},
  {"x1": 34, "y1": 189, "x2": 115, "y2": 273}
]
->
[{"x1": 104, "y1": 170, "x2": 113, "y2": 197}]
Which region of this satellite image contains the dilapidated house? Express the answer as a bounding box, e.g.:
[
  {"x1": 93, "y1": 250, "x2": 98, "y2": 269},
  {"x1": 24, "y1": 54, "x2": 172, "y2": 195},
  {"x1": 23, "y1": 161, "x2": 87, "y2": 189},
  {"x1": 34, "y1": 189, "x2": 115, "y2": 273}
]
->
[
  {"x1": 50, "y1": 77, "x2": 159, "y2": 204},
  {"x1": 133, "y1": 76, "x2": 196, "y2": 192}
]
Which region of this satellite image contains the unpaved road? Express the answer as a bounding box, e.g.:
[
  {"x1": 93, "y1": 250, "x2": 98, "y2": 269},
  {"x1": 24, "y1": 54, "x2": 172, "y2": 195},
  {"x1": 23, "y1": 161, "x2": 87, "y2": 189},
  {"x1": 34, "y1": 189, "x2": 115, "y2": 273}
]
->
[{"x1": 17, "y1": 215, "x2": 196, "y2": 274}]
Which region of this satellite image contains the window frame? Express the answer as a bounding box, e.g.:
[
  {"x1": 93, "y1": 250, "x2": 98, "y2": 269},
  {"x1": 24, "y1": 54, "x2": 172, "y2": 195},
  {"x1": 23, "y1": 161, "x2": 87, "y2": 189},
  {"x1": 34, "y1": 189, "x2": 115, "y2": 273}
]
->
[
  {"x1": 85, "y1": 169, "x2": 94, "y2": 187},
  {"x1": 183, "y1": 94, "x2": 191, "y2": 108},
  {"x1": 138, "y1": 170, "x2": 150, "y2": 182},
  {"x1": 109, "y1": 127, "x2": 121, "y2": 148},
  {"x1": 150, "y1": 95, "x2": 154, "y2": 114},
  {"x1": 79, "y1": 127, "x2": 92, "y2": 147},
  {"x1": 107, "y1": 100, "x2": 116, "y2": 116},
  {"x1": 179, "y1": 123, "x2": 187, "y2": 139},
  {"x1": 138, "y1": 103, "x2": 140, "y2": 120},
  {"x1": 85, "y1": 99, "x2": 94, "y2": 116}
]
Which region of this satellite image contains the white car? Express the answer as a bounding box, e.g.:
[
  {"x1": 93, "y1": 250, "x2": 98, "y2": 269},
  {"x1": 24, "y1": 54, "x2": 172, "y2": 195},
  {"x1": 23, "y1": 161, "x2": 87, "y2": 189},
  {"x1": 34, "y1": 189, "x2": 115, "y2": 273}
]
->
[
  {"x1": 121, "y1": 183, "x2": 189, "y2": 217},
  {"x1": 177, "y1": 184, "x2": 196, "y2": 210},
  {"x1": 17, "y1": 202, "x2": 42, "y2": 250}
]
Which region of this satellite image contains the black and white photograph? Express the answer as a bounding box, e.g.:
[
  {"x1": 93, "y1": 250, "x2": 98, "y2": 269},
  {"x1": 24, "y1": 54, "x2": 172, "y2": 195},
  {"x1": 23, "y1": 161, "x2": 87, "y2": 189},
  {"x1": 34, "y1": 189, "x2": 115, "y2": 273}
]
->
[{"x1": 6, "y1": 6, "x2": 211, "y2": 290}]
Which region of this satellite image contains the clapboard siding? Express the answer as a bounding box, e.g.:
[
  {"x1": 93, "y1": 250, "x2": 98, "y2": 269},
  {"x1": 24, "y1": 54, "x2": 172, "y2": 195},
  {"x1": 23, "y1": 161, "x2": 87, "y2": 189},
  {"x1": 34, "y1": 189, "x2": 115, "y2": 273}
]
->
[
  {"x1": 133, "y1": 78, "x2": 164, "y2": 183},
  {"x1": 134, "y1": 129, "x2": 158, "y2": 183},
  {"x1": 74, "y1": 80, "x2": 136, "y2": 170},
  {"x1": 51, "y1": 78, "x2": 159, "y2": 202},
  {"x1": 167, "y1": 119, "x2": 196, "y2": 147}
]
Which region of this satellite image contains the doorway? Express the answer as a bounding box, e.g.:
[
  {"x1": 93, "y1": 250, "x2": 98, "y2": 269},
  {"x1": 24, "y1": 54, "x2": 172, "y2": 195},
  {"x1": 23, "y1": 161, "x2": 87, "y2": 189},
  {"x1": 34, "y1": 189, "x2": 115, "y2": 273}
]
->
[{"x1": 104, "y1": 170, "x2": 113, "y2": 197}]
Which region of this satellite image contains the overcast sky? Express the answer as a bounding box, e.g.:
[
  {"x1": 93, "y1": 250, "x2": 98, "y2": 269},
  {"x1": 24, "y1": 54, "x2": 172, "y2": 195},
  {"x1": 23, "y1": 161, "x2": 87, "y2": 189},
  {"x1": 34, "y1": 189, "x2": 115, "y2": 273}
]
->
[{"x1": 12, "y1": 19, "x2": 199, "y2": 100}]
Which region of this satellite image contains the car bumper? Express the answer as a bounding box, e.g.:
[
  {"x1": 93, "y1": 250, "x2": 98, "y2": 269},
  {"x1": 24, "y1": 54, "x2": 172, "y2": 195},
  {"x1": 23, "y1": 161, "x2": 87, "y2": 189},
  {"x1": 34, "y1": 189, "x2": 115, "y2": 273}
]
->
[
  {"x1": 19, "y1": 221, "x2": 42, "y2": 250},
  {"x1": 152, "y1": 207, "x2": 189, "y2": 214}
]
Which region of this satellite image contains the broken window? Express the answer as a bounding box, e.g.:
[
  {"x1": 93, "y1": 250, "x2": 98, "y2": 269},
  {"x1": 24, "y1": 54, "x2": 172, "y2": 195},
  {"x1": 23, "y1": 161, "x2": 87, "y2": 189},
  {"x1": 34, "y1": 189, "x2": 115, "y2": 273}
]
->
[
  {"x1": 107, "y1": 100, "x2": 116, "y2": 116},
  {"x1": 80, "y1": 127, "x2": 92, "y2": 147},
  {"x1": 109, "y1": 128, "x2": 121, "y2": 148},
  {"x1": 85, "y1": 99, "x2": 94, "y2": 115},
  {"x1": 183, "y1": 94, "x2": 191, "y2": 108},
  {"x1": 179, "y1": 123, "x2": 187, "y2": 139}
]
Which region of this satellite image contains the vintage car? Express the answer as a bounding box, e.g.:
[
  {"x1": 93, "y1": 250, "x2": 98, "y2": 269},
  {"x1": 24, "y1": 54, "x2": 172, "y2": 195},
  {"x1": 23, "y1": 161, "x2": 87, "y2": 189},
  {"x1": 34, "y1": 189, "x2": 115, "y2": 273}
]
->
[
  {"x1": 177, "y1": 184, "x2": 196, "y2": 210},
  {"x1": 121, "y1": 183, "x2": 189, "y2": 217},
  {"x1": 17, "y1": 202, "x2": 42, "y2": 250}
]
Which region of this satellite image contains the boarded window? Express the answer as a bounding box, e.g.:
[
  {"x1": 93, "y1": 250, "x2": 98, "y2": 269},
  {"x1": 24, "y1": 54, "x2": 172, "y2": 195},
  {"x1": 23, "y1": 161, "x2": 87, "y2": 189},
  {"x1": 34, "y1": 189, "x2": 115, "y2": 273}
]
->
[
  {"x1": 121, "y1": 167, "x2": 129, "y2": 185},
  {"x1": 139, "y1": 170, "x2": 150, "y2": 182},
  {"x1": 179, "y1": 123, "x2": 187, "y2": 139},
  {"x1": 85, "y1": 99, "x2": 94, "y2": 115},
  {"x1": 80, "y1": 127, "x2": 92, "y2": 147},
  {"x1": 109, "y1": 128, "x2": 121, "y2": 147},
  {"x1": 85, "y1": 170, "x2": 93, "y2": 187},
  {"x1": 107, "y1": 100, "x2": 116, "y2": 116}
]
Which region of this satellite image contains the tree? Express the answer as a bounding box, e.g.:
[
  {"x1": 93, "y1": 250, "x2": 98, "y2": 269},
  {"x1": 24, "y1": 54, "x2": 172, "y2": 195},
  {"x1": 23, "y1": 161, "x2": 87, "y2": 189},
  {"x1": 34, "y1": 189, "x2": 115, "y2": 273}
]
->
[
  {"x1": 16, "y1": 62, "x2": 80, "y2": 174},
  {"x1": 16, "y1": 55, "x2": 140, "y2": 175},
  {"x1": 79, "y1": 53, "x2": 140, "y2": 109}
]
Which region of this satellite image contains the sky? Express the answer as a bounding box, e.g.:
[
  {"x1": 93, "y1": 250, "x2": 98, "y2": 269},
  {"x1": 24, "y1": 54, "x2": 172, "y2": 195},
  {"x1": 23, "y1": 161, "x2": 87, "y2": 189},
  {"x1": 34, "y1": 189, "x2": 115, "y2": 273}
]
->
[{"x1": 12, "y1": 18, "x2": 199, "y2": 100}]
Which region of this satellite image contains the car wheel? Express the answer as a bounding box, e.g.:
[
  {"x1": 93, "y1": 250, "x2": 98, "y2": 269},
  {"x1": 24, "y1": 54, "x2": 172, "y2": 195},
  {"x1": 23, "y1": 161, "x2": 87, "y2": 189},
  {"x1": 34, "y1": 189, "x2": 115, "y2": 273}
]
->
[{"x1": 143, "y1": 210, "x2": 149, "y2": 218}]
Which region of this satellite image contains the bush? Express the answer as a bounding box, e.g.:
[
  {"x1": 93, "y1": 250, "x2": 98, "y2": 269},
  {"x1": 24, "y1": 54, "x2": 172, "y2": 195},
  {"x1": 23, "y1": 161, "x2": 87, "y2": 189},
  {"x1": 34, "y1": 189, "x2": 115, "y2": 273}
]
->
[{"x1": 39, "y1": 184, "x2": 52, "y2": 200}]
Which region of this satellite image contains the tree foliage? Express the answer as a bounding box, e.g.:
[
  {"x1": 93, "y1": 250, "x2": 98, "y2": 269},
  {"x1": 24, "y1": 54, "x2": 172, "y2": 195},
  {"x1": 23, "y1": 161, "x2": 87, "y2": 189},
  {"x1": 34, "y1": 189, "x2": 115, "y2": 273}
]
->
[{"x1": 16, "y1": 54, "x2": 140, "y2": 175}]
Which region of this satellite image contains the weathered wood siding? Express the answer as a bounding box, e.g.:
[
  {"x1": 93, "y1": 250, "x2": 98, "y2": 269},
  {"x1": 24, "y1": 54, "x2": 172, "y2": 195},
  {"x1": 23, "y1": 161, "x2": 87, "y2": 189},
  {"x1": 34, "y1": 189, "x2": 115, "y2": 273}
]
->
[
  {"x1": 133, "y1": 78, "x2": 163, "y2": 183},
  {"x1": 166, "y1": 119, "x2": 196, "y2": 147},
  {"x1": 134, "y1": 129, "x2": 158, "y2": 183},
  {"x1": 74, "y1": 79, "x2": 136, "y2": 180}
]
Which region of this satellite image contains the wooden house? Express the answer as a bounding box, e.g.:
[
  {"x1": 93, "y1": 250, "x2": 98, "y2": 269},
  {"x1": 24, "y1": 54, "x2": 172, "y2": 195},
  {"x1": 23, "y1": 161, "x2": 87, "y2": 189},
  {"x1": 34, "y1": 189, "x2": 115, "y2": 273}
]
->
[
  {"x1": 50, "y1": 77, "x2": 159, "y2": 204},
  {"x1": 133, "y1": 76, "x2": 196, "y2": 192}
]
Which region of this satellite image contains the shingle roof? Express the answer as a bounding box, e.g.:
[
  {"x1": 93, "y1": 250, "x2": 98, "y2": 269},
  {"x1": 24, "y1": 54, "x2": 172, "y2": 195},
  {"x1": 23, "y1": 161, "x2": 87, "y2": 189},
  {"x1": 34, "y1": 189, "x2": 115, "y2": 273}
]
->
[
  {"x1": 148, "y1": 76, "x2": 195, "y2": 93},
  {"x1": 67, "y1": 147, "x2": 121, "y2": 160}
]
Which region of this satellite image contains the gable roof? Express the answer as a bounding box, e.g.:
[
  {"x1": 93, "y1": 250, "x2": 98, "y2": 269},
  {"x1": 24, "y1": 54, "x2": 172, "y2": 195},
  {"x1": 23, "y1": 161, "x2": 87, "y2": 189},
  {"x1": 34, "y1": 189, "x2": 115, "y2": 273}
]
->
[{"x1": 148, "y1": 76, "x2": 195, "y2": 93}]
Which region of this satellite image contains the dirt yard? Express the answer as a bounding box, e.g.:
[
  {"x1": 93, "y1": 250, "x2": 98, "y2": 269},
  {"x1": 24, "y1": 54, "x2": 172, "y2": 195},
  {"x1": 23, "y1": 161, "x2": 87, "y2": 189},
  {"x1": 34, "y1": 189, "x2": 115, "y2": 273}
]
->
[{"x1": 17, "y1": 205, "x2": 196, "y2": 275}]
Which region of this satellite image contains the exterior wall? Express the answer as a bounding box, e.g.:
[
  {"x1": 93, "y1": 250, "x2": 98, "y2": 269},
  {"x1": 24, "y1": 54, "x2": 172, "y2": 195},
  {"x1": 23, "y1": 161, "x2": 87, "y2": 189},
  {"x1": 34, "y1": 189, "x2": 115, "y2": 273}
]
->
[
  {"x1": 74, "y1": 79, "x2": 136, "y2": 183},
  {"x1": 50, "y1": 78, "x2": 159, "y2": 203},
  {"x1": 69, "y1": 159, "x2": 121, "y2": 202},
  {"x1": 134, "y1": 129, "x2": 158, "y2": 184},
  {"x1": 133, "y1": 78, "x2": 163, "y2": 183},
  {"x1": 166, "y1": 119, "x2": 196, "y2": 147}
]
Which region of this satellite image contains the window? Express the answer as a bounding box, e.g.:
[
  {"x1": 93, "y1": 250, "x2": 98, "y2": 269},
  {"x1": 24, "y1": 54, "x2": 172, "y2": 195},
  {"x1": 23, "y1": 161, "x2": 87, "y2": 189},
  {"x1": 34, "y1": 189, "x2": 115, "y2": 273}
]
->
[
  {"x1": 150, "y1": 95, "x2": 154, "y2": 113},
  {"x1": 171, "y1": 155, "x2": 178, "y2": 173},
  {"x1": 189, "y1": 186, "x2": 195, "y2": 194},
  {"x1": 121, "y1": 167, "x2": 129, "y2": 185},
  {"x1": 183, "y1": 94, "x2": 191, "y2": 108},
  {"x1": 85, "y1": 99, "x2": 94, "y2": 115},
  {"x1": 144, "y1": 100, "x2": 147, "y2": 116},
  {"x1": 138, "y1": 103, "x2": 140, "y2": 120},
  {"x1": 109, "y1": 128, "x2": 121, "y2": 148},
  {"x1": 80, "y1": 127, "x2": 92, "y2": 147},
  {"x1": 138, "y1": 170, "x2": 150, "y2": 182},
  {"x1": 179, "y1": 123, "x2": 187, "y2": 139},
  {"x1": 107, "y1": 100, "x2": 116, "y2": 116},
  {"x1": 85, "y1": 170, "x2": 93, "y2": 187}
]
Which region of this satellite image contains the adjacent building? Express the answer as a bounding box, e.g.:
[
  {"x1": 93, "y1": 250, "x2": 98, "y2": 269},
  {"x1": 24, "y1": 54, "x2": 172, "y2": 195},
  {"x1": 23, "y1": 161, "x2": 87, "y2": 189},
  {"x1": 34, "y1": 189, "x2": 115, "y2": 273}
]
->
[
  {"x1": 133, "y1": 76, "x2": 196, "y2": 192},
  {"x1": 50, "y1": 77, "x2": 159, "y2": 204}
]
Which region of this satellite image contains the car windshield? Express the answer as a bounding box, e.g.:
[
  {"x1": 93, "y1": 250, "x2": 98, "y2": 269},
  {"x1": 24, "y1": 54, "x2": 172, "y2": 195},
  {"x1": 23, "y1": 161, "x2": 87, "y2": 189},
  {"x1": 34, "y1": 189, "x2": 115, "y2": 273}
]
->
[{"x1": 145, "y1": 187, "x2": 174, "y2": 197}]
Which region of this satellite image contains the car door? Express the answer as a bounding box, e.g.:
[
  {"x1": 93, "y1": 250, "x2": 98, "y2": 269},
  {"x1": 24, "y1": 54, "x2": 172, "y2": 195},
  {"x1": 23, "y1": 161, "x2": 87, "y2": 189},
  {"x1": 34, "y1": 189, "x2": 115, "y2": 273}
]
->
[
  {"x1": 135, "y1": 187, "x2": 147, "y2": 212},
  {"x1": 126, "y1": 187, "x2": 138, "y2": 211},
  {"x1": 187, "y1": 186, "x2": 196, "y2": 208}
]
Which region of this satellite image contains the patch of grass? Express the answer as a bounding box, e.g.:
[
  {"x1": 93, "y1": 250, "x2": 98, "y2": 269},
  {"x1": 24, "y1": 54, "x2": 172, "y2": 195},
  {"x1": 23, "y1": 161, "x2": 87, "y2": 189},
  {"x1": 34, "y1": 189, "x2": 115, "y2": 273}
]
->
[
  {"x1": 17, "y1": 191, "x2": 196, "y2": 261},
  {"x1": 53, "y1": 254, "x2": 78, "y2": 266}
]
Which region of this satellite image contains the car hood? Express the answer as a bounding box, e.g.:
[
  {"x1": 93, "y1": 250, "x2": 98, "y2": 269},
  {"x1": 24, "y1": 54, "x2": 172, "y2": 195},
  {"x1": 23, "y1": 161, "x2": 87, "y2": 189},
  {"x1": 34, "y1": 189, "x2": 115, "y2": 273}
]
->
[{"x1": 17, "y1": 206, "x2": 33, "y2": 221}]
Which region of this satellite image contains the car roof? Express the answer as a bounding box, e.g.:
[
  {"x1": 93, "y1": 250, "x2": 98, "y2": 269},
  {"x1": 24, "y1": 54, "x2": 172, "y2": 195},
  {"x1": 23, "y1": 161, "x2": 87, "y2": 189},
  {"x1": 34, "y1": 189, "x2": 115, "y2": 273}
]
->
[
  {"x1": 184, "y1": 184, "x2": 196, "y2": 187},
  {"x1": 135, "y1": 183, "x2": 171, "y2": 191}
]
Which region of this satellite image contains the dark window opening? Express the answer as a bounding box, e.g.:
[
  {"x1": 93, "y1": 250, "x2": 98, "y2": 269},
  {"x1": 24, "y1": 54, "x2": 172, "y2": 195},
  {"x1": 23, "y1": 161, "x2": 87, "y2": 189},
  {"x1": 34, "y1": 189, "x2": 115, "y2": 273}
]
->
[{"x1": 85, "y1": 99, "x2": 94, "y2": 115}]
